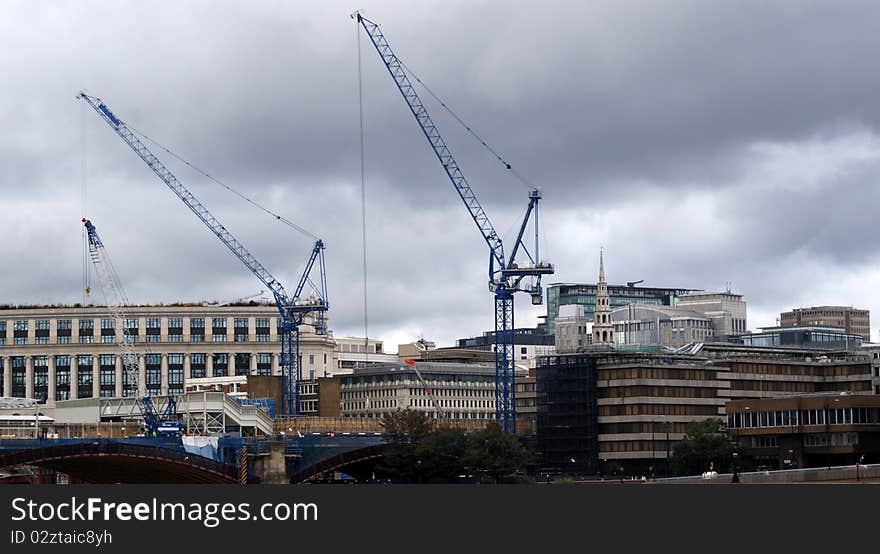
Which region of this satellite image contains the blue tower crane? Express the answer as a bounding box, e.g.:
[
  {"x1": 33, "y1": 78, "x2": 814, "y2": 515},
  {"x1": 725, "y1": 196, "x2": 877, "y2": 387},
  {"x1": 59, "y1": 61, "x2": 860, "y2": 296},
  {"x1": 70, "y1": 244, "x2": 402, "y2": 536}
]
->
[
  {"x1": 77, "y1": 92, "x2": 328, "y2": 416},
  {"x1": 354, "y1": 13, "x2": 554, "y2": 432}
]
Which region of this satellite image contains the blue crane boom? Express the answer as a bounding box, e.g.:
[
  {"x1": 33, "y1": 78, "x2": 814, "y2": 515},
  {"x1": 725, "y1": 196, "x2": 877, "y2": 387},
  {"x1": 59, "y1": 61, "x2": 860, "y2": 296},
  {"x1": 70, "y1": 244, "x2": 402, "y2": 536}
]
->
[
  {"x1": 355, "y1": 13, "x2": 554, "y2": 432},
  {"x1": 78, "y1": 92, "x2": 329, "y2": 416}
]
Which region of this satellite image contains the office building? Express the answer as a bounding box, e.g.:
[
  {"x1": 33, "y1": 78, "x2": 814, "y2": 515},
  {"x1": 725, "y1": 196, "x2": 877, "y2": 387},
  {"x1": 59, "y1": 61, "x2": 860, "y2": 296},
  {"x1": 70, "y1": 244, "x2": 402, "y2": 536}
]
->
[
  {"x1": 780, "y1": 306, "x2": 871, "y2": 341},
  {"x1": 676, "y1": 291, "x2": 747, "y2": 336},
  {"x1": 0, "y1": 304, "x2": 337, "y2": 412},
  {"x1": 545, "y1": 283, "x2": 697, "y2": 334},
  {"x1": 339, "y1": 361, "x2": 524, "y2": 421},
  {"x1": 727, "y1": 393, "x2": 880, "y2": 469},
  {"x1": 741, "y1": 326, "x2": 863, "y2": 351},
  {"x1": 458, "y1": 328, "x2": 554, "y2": 366},
  {"x1": 611, "y1": 304, "x2": 714, "y2": 347},
  {"x1": 535, "y1": 344, "x2": 875, "y2": 476}
]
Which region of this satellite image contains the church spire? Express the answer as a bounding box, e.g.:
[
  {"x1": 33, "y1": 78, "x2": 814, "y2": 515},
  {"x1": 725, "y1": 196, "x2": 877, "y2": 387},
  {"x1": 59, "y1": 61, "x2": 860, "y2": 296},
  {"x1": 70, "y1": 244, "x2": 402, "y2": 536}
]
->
[{"x1": 599, "y1": 246, "x2": 605, "y2": 283}]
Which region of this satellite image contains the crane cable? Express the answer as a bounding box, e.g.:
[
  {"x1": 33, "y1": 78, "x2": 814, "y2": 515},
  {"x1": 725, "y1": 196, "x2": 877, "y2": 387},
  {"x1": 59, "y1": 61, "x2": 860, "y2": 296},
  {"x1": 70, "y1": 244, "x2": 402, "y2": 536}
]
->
[
  {"x1": 396, "y1": 58, "x2": 536, "y2": 192},
  {"x1": 81, "y1": 99, "x2": 91, "y2": 301},
  {"x1": 358, "y1": 22, "x2": 370, "y2": 363},
  {"x1": 127, "y1": 126, "x2": 320, "y2": 242}
]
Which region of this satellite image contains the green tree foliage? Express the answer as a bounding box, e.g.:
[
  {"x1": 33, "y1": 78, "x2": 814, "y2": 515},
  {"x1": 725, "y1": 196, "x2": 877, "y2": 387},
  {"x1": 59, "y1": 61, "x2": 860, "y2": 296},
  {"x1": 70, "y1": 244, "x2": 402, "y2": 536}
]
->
[
  {"x1": 464, "y1": 423, "x2": 528, "y2": 483},
  {"x1": 378, "y1": 411, "x2": 529, "y2": 483},
  {"x1": 670, "y1": 418, "x2": 735, "y2": 476}
]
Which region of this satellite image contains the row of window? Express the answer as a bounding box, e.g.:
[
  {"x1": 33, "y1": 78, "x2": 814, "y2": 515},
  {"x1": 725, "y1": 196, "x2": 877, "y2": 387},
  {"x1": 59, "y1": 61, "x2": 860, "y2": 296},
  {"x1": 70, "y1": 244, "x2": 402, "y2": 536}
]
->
[
  {"x1": 728, "y1": 407, "x2": 880, "y2": 429},
  {"x1": 2, "y1": 317, "x2": 275, "y2": 330},
  {"x1": 2, "y1": 333, "x2": 275, "y2": 345}
]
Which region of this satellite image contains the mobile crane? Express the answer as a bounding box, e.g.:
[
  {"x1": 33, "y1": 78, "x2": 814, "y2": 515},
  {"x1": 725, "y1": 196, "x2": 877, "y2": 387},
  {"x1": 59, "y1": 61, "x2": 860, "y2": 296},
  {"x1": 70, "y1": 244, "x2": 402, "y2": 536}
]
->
[{"x1": 83, "y1": 218, "x2": 182, "y2": 435}]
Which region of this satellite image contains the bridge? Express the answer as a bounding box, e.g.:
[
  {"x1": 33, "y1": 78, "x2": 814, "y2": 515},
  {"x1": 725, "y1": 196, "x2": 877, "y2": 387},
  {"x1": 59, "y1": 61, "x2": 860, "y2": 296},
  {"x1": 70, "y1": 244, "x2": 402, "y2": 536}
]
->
[{"x1": 0, "y1": 433, "x2": 390, "y2": 484}]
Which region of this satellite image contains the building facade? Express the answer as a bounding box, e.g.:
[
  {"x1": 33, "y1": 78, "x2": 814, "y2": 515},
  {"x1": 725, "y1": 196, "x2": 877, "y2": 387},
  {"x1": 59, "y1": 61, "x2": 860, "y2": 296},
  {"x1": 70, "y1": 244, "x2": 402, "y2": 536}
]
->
[
  {"x1": 535, "y1": 344, "x2": 876, "y2": 477},
  {"x1": 741, "y1": 326, "x2": 863, "y2": 350},
  {"x1": 545, "y1": 283, "x2": 697, "y2": 334},
  {"x1": 727, "y1": 393, "x2": 880, "y2": 469},
  {"x1": 457, "y1": 328, "x2": 555, "y2": 367},
  {"x1": 611, "y1": 305, "x2": 714, "y2": 347},
  {"x1": 554, "y1": 304, "x2": 591, "y2": 353},
  {"x1": 340, "y1": 362, "x2": 519, "y2": 421},
  {"x1": 333, "y1": 337, "x2": 398, "y2": 374},
  {"x1": 0, "y1": 304, "x2": 337, "y2": 410},
  {"x1": 780, "y1": 306, "x2": 871, "y2": 341},
  {"x1": 676, "y1": 292, "x2": 747, "y2": 336}
]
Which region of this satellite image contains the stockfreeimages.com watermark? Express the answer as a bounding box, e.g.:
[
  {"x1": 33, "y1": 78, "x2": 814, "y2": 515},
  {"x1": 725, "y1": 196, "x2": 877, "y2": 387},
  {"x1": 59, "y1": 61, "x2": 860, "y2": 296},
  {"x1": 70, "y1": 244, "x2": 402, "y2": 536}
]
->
[{"x1": 11, "y1": 497, "x2": 318, "y2": 528}]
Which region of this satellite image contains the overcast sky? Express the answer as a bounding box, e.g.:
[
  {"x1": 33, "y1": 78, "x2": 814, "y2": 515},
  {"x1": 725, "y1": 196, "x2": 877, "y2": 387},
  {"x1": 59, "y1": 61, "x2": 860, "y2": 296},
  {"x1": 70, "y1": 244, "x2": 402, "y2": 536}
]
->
[{"x1": 3, "y1": 0, "x2": 880, "y2": 349}]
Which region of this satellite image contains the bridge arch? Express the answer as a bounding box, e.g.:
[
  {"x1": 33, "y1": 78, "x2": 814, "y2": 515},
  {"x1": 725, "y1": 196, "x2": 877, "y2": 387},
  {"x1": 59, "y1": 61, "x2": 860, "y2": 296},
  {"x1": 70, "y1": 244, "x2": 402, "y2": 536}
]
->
[
  {"x1": 289, "y1": 443, "x2": 390, "y2": 483},
  {"x1": 0, "y1": 441, "x2": 238, "y2": 484}
]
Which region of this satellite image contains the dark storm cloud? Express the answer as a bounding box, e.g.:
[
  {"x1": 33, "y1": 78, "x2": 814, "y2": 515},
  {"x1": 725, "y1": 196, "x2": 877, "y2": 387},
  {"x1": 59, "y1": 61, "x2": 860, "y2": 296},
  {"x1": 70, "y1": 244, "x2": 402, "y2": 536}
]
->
[{"x1": 4, "y1": 0, "x2": 880, "y2": 345}]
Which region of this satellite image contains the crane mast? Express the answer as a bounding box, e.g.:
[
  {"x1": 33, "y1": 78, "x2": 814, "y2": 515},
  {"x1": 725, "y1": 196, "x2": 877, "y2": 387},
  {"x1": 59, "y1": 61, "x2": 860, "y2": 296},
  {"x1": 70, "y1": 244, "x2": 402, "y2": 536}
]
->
[
  {"x1": 78, "y1": 92, "x2": 329, "y2": 416},
  {"x1": 355, "y1": 13, "x2": 554, "y2": 432}
]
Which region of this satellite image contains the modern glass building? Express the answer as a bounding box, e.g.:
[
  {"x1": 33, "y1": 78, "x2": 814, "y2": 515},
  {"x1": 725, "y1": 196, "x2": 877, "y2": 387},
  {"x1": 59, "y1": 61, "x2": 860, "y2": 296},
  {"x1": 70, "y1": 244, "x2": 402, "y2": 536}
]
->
[{"x1": 545, "y1": 283, "x2": 698, "y2": 334}]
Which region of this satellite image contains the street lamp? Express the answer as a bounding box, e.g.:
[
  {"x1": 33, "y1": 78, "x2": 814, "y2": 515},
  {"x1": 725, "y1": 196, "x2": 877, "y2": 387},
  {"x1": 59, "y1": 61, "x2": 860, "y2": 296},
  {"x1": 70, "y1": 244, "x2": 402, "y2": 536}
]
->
[
  {"x1": 857, "y1": 454, "x2": 865, "y2": 482},
  {"x1": 731, "y1": 452, "x2": 740, "y2": 483}
]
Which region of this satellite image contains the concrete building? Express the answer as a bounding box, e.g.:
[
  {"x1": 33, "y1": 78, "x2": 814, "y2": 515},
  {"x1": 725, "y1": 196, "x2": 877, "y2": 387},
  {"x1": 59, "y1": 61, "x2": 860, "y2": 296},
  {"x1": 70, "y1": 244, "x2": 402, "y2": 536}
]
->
[
  {"x1": 535, "y1": 344, "x2": 876, "y2": 476},
  {"x1": 458, "y1": 328, "x2": 554, "y2": 366},
  {"x1": 334, "y1": 337, "x2": 398, "y2": 374},
  {"x1": 727, "y1": 393, "x2": 880, "y2": 469},
  {"x1": 0, "y1": 304, "x2": 336, "y2": 413},
  {"x1": 676, "y1": 291, "x2": 747, "y2": 336},
  {"x1": 340, "y1": 361, "x2": 524, "y2": 421},
  {"x1": 545, "y1": 283, "x2": 697, "y2": 334},
  {"x1": 742, "y1": 326, "x2": 863, "y2": 351},
  {"x1": 611, "y1": 304, "x2": 714, "y2": 347},
  {"x1": 780, "y1": 306, "x2": 871, "y2": 341},
  {"x1": 554, "y1": 304, "x2": 591, "y2": 353}
]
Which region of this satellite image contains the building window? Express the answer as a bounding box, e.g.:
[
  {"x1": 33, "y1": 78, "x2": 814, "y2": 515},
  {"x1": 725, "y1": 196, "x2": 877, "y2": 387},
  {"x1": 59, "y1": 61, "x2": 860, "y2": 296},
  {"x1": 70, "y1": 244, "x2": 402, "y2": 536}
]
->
[
  {"x1": 234, "y1": 317, "x2": 248, "y2": 328},
  {"x1": 78, "y1": 355, "x2": 93, "y2": 399},
  {"x1": 168, "y1": 354, "x2": 184, "y2": 386},
  {"x1": 146, "y1": 318, "x2": 161, "y2": 329},
  {"x1": 57, "y1": 319, "x2": 72, "y2": 330},
  {"x1": 190, "y1": 317, "x2": 205, "y2": 329},
  {"x1": 257, "y1": 353, "x2": 272, "y2": 376},
  {"x1": 78, "y1": 335, "x2": 93, "y2": 344},
  {"x1": 57, "y1": 336, "x2": 71, "y2": 344},
  {"x1": 190, "y1": 334, "x2": 204, "y2": 343},
  {"x1": 256, "y1": 333, "x2": 270, "y2": 342},
  {"x1": 36, "y1": 319, "x2": 50, "y2": 330},
  {"x1": 168, "y1": 318, "x2": 183, "y2": 329},
  {"x1": 190, "y1": 353, "x2": 206, "y2": 379},
  {"x1": 101, "y1": 318, "x2": 115, "y2": 330},
  {"x1": 212, "y1": 318, "x2": 227, "y2": 329},
  {"x1": 146, "y1": 334, "x2": 160, "y2": 343},
  {"x1": 101, "y1": 335, "x2": 115, "y2": 344},
  {"x1": 255, "y1": 317, "x2": 270, "y2": 328},
  {"x1": 309, "y1": 354, "x2": 315, "y2": 366},
  {"x1": 35, "y1": 336, "x2": 49, "y2": 345},
  {"x1": 212, "y1": 334, "x2": 227, "y2": 342},
  {"x1": 212, "y1": 354, "x2": 228, "y2": 377},
  {"x1": 235, "y1": 333, "x2": 248, "y2": 343},
  {"x1": 13, "y1": 320, "x2": 28, "y2": 331},
  {"x1": 235, "y1": 353, "x2": 250, "y2": 376},
  {"x1": 79, "y1": 319, "x2": 94, "y2": 331},
  {"x1": 168, "y1": 334, "x2": 183, "y2": 342},
  {"x1": 14, "y1": 337, "x2": 26, "y2": 345}
]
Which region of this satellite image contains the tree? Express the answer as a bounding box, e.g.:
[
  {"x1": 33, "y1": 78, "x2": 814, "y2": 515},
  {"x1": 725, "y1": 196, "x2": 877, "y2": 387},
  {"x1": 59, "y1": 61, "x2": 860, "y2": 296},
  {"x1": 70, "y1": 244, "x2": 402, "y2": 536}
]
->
[
  {"x1": 378, "y1": 410, "x2": 436, "y2": 482},
  {"x1": 464, "y1": 423, "x2": 528, "y2": 483},
  {"x1": 670, "y1": 418, "x2": 735, "y2": 476},
  {"x1": 414, "y1": 428, "x2": 469, "y2": 483}
]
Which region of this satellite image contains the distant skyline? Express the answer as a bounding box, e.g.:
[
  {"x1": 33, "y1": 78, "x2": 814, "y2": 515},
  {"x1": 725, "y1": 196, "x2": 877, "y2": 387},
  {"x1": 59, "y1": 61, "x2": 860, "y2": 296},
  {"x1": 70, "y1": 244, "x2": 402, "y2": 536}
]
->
[{"x1": 3, "y1": 1, "x2": 880, "y2": 348}]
